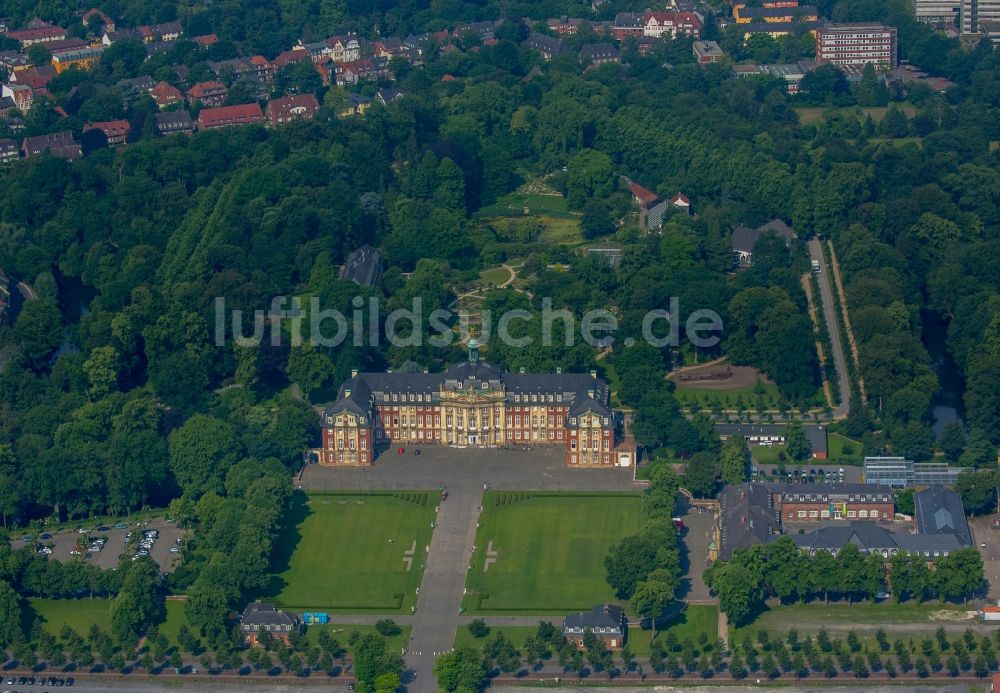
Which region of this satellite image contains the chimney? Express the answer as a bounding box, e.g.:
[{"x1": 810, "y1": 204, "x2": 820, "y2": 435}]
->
[
  {"x1": 590, "y1": 369, "x2": 597, "y2": 379},
  {"x1": 345, "y1": 387, "x2": 352, "y2": 397}
]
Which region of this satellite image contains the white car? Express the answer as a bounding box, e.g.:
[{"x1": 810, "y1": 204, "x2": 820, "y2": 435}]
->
[{"x1": 169, "y1": 547, "x2": 180, "y2": 554}]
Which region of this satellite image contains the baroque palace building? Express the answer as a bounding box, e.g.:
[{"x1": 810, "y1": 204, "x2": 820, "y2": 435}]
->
[{"x1": 315, "y1": 341, "x2": 634, "y2": 467}]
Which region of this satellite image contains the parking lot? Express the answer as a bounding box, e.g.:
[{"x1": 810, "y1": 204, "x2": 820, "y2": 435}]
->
[
  {"x1": 751, "y1": 463, "x2": 862, "y2": 484},
  {"x1": 15, "y1": 518, "x2": 185, "y2": 573},
  {"x1": 970, "y1": 516, "x2": 1000, "y2": 599}
]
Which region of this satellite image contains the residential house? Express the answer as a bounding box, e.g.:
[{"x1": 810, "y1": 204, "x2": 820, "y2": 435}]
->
[
  {"x1": 328, "y1": 35, "x2": 362, "y2": 62},
  {"x1": 642, "y1": 12, "x2": 703, "y2": 38},
  {"x1": 25, "y1": 18, "x2": 51, "y2": 29},
  {"x1": 0, "y1": 52, "x2": 32, "y2": 73},
  {"x1": 563, "y1": 605, "x2": 627, "y2": 650},
  {"x1": 0, "y1": 17, "x2": 9, "y2": 34},
  {"x1": 578, "y1": 43, "x2": 620, "y2": 66},
  {"x1": 144, "y1": 40, "x2": 172, "y2": 58},
  {"x1": 137, "y1": 22, "x2": 182, "y2": 43},
  {"x1": 1, "y1": 83, "x2": 33, "y2": 112},
  {"x1": 524, "y1": 32, "x2": 565, "y2": 59},
  {"x1": 453, "y1": 21, "x2": 497, "y2": 41},
  {"x1": 376, "y1": 87, "x2": 405, "y2": 106},
  {"x1": 693, "y1": 39, "x2": 725, "y2": 63},
  {"x1": 150, "y1": 81, "x2": 183, "y2": 108},
  {"x1": 716, "y1": 422, "x2": 827, "y2": 458},
  {"x1": 187, "y1": 80, "x2": 228, "y2": 107},
  {"x1": 249, "y1": 55, "x2": 276, "y2": 83},
  {"x1": 738, "y1": 20, "x2": 822, "y2": 39},
  {"x1": 546, "y1": 16, "x2": 587, "y2": 34},
  {"x1": 0, "y1": 96, "x2": 16, "y2": 117},
  {"x1": 208, "y1": 58, "x2": 257, "y2": 84},
  {"x1": 82, "y1": 8, "x2": 115, "y2": 32},
  {"x1": 339, "y1": 92, "x2": 371, "y2": 116},
  {"x1": 815, "y1": 23, "x2": 898, "y2": 68},
  {"x1": 101, "y1": 28, "x2": 140, "y2": 45},
  {"x1": 300, "y1": 39, "x2": 333, "y2": 63},
  {"x1": 373, "y1": 37, "x2": 405, "y2": 57},
  {"x1": 117, "y1": 74, "x2": 156, "y2": 99},
  {"x1": 193, "y1": 33, "x2": 219, "y2": 47},
  {"x1": 340, "y1": 245, "x2": 383, "y2": 286},
  {"x1": 0, "y1": 138, "x2": 18, "y2": 163},
  {"x1": 10, "y1": 66, "x2": 55, "y2": 92},
  {"x1": 21, "y1": 130, "x2": 81, "y2": 159},
  {"x1": 52, "y1": 46, "x2": 103, "y2": 73},
  {"x1": 272, "y1": 47, "x2": 309, "y2": 70},
  {"x1": 265, "y1": 93, "x2": 319, "y2": 125},
  {"x1": 85, "y1": 119, "x2": 130, "y2": 146},
  {"x1": 7, "y1": 25, "x2": 66, "y2": 47},
  {"x1": 197, "y1": 103, "x2": 264, "y2": 130},
  {"x1": 734, "y1": 4, "x2": 819, "y2": 22},
  {"x1": 613, "y1": 12, "x2": 646, "y2": 39},
  {"x1": 154, "y1": 109, "x2": 193, "y2": 135},
  {"x1": 730, "y1": 218, "x2": 794, "y2": 266},
  {"x1": 240, "y1": 602, "x2": 300, "y2": 646}
]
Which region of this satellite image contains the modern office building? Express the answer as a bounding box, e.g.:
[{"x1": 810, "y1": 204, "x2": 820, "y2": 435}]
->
[
  {"x1": 962, "y1": 0, "x2": 1000, "y2": 35},
  {"x1": 864, "y1": 457, "x2": 970, "y2": 488},
  {"x1": 913, "y1": 0, "x2": 961, "y2": 26},
  {"x1": 815, "y1": 23, "x2": 898, "y2": 68}
]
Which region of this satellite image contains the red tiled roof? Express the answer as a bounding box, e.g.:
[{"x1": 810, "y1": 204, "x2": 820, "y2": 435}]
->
[
  {"x1": 188, "y1": 80, "x2": 227, "y2": 98},
  {"x1": 273, "y1": 48, "x2": 308, "y2": 68},
  {"x1": 86, "y1": 119, "x2": 130, "y2": 136},
  {"x1": 7, "y1": 26, "x2": 65, "y2": 42},
  {"x1": 193, "y1": 33, "x2": 219, "y2": 46},
  {"x1": 670, "y1": 192, "x2": 690, "y2": 205},
  {"x1": 151, "y1": 81, "x2": 183, "y2": 103},
  {"x1": 198, "y1": 103, "x2": 264, "y2": 128},
  {"x1": 628, "y1": 181, "x2": 659, "y2": 205}
]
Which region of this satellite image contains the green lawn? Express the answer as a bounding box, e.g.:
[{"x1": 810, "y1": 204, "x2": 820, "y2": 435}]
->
[
  {"x1": 454, "y1": 625, "x2": 538, "y2": 651},
  {"x1": 828, "y1": 432, "x2": 863, "y2": 465},
  {"x1": 477, "y1": 193, "x2": 573, "y2": 218},
  {"x1": 730, "y1": 601, "x2": 976, "y2": 648},
  {"x1": 266, "y1": 492, "x2": 436, "y2": 612},
  {"x1": 28, "y1": 597, "x2": 112, "y2": 636},
  {"x1": 479, "y1": 266, "x2": 512, "y2": 285},
  {"x1": 537, "y1": 216, "x2": 583, "y2": 245},
  {"x1": 750, "y1": 444, "x2": 787, "y2": 465},
  {"x1": 464, "y1": 493, "x2": 642, "y2": 613},
  {"x1": 630, "y1": 604, "x2": 718, "y2": 656},
  {"x1": 158, "y1": 600, "x2": 192, "y2": 646},
  {"x1": 796, "y1": 104, "x2": 915, "y2": 125},
  {"x1": 674, "y1": 383, "x2": 782, "y2": 409},
  {"x1": 306, "y1": 622, "x2": 411, "y2": 653}
]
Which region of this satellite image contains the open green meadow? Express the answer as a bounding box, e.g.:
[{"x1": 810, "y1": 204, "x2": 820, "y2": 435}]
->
[
  {"x1": 476, "y1": 192, "x2": 574, "y2": 218},
  {"x1": 796, "y1": 104, "x2": 916, "y2": 126},
  {"x1": 28, "y1": 598, "x2": 111, "y2": 636},
  {"x1": 306, "y1": 622, "x2": 411, "y2": 653},
  {"x1": 632, "y1": 604, "x2": 718, "y2": 656},
  {"x1": 730, "y1": 601, "x2": 976, "y2": 649},
  {"x1": 674, "y1": 382, "x2": 782, "y2": 409},
  {"x1": 266, "y1": 492, "x2": 436, "y2": 612},
  {"x1": 464, "y1": 493, "x2": 642, "y2": 613},
  {"x1": 828, "y1": 432, "x2": 863, "y2": 465}
]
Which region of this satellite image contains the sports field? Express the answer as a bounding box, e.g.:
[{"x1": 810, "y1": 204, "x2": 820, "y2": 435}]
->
[
  {"x1": 266, "y1": 492, "x2": 436, "y2": 612},
  {"x1": 464, "y1": 493, "x2": 642, "y2": 613}
]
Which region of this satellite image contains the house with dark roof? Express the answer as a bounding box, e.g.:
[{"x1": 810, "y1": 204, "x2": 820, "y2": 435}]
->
[
  {"x1": 524, "y1": 32, "x2": 565, "y2": 59},
  {"x1": 0, "y1": 138, "x2": 18, "y2": 163},
  {"x1": 340, "y1": 245, "x2": 383, "y2": 287},
  {"x1": 716, "y1": 423, "x2": 828, "y2": 458},
  {"x1": 563, "y1": 605, "x2": 627, "y2": 649},
  {"x1": 791, "y1": 522, "x2": 965, "y2": 559},
  {"x1": 339, "y1": 92, "x2": 371, "y2": 116},
  {"x1": 578, "y1": 43, "x2": 620, "y2": 66},
  {"x1": 318, "y1": 343, "x2": 632, "y2": 467},
  {"x1": 117, "y1": 74, "x2": 155, "y2": 98},
  {"x1": 197, "y1": 103, "x2": 264, "y2": 130},
  {"x1": 376, "y1": 87, "x2": 406, "y2": 106},
  {"x1": 240, "y1": 602, "x2": 300, "y2": 646},
  {"x1": 731, "y1": 219, "x2": 794, "y2": 267},
  {"x1": 154, "y1": 110, "x2": 193, "y2": 136},
  {"x1": 914, "y1": 486, "x2": 972, "y2": 547},
  {"x1": 718, "y1": 483, "x2": 781, "y2": 559},
  {"x1": 22, "y1": 130, "x2": 80, "y2": 159}
]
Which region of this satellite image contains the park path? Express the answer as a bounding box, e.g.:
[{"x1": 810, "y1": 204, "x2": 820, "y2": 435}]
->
[
  {"x1": 826, "y1": 239, "x2": 867, "y2": 404},
  {"x1": 406, "y1": 486, "x2": 484, "y2": 692},
  {"x1": 808, "y1": 239, "x2": 851, "y2": 419}
]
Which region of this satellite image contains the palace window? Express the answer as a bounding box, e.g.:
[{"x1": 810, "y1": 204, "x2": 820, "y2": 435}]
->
[{"x1": 360, "y1": 438, "x2": 366, "y2": 450}]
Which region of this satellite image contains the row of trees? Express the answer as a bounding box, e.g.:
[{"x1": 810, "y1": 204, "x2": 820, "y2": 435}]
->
[{"x1": 706, "y1": 537, "x2": 984, "y2": 626}]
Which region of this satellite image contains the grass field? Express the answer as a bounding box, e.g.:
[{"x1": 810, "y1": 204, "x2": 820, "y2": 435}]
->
[
  {"x1": 266, "y1": 492, "x2": 436, "y2": 612},
  {"x1": 730, "y1": 602, "x2": 976, "y2": 650},
  {"x1": 750, "y1": 444, "x2": 787, "y2": 465},
  {"x1": 796, "y1": 104, "x2": 916, "y2": 125},
  {"x1": 537, "y1": 216, "x2": 583, "y2": 245},
  {"x1": 674, "y1": 383, "x2": 782, "y2": 409},
  {"x1": 477, "y1": 193, "x2": 574, "y2": 219},
  {"x1": 454, "y1": 625, "x2": 538, "y2": 651},
  {"x1": 631, "y1": 604, "x2": 718, "y2": 656},
  {"x1": 28, "y1": 598, "x2": 111, "y2": 636},
  {"x1": 464, "y1": 493, "x2": 642, "y2": 613},
  {"x1": 828, "y1": 432, "x2": 863, "y2": 465},
  {"x1": 306, "y1": 622, "x2": 411, "y2": 653},
  {"x1": 479, "y1": 266, "x2": 513, "y2": 285}
]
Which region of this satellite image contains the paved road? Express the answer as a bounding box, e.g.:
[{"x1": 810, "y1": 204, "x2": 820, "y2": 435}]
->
[
  {"x1": 808, "y1": 239, "x2": 850, "y2": 418},
  {"x1": 677, "y1": 499, "x2": 714, "y2": 602}
]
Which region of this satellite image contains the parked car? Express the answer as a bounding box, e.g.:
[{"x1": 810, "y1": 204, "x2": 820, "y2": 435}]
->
[
  {"x1": 96, "y1": 525, "x2": 109, "y2": 532},
  {"x1": 169, "y1": 546, "x2": 180, "y2": 553},
  {"x1": 114, "y1": 522, "x2": 127, "y2": 529},
  {"x1": 40, "y1": 533, "x2": 51, "y2": 540}
]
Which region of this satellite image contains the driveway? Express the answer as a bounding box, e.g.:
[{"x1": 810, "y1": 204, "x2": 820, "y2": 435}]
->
[
  {"x1": 808, "y1": 239, "x2": 850, "y2": 418},
  {"x1": 677, "y1": 496, "x2": 714, "y2": 602},
  {"x1": 970, "y1": 516, "x2": 1000, "y2": 599}
]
